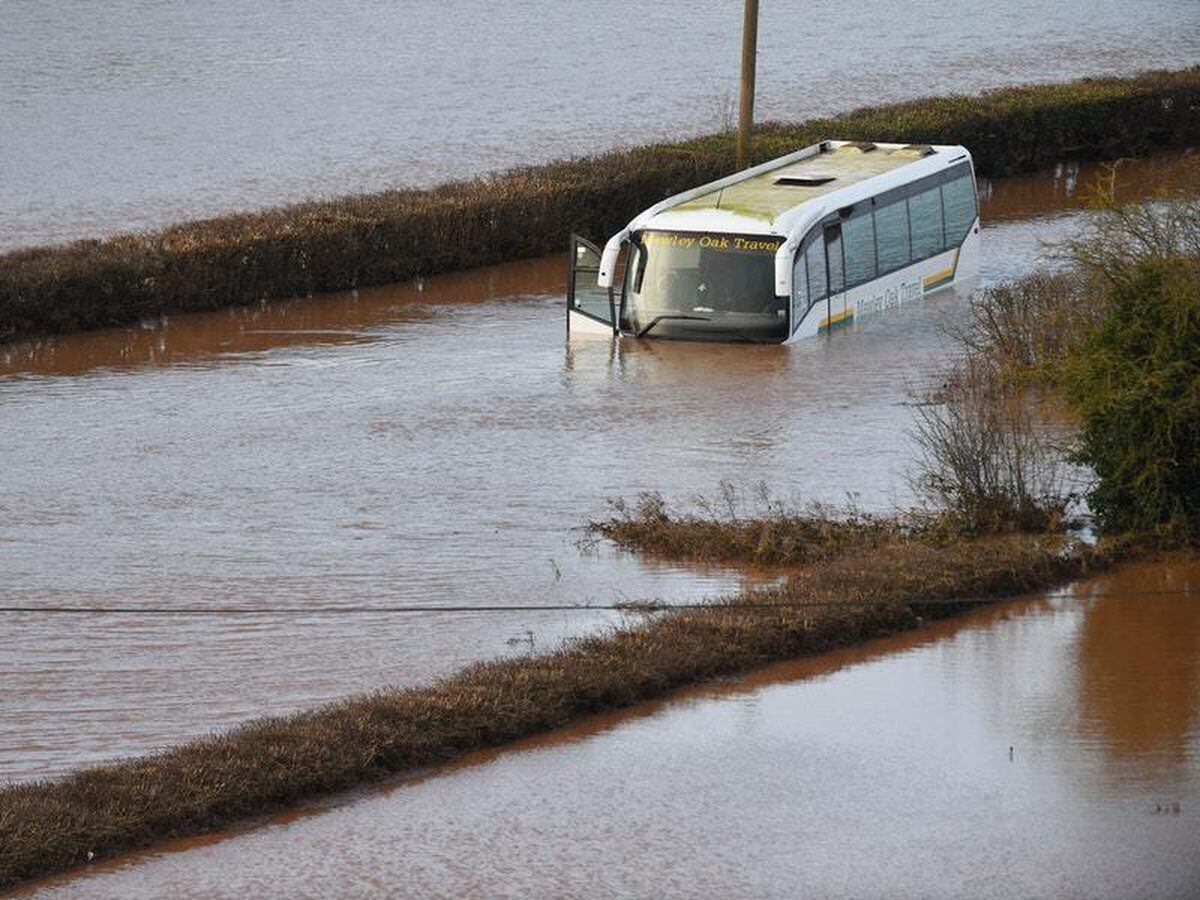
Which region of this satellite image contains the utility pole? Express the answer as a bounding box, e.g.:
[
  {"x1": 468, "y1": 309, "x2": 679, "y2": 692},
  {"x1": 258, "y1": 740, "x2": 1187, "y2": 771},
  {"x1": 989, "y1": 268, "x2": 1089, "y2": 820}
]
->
[{"x1": 736, "y1": 0, "x2": 759, "y2": 170}]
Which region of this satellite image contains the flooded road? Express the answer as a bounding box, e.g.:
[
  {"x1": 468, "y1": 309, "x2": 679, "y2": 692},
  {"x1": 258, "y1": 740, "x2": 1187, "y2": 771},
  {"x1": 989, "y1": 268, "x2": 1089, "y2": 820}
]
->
[
  {"x1": 1, "y1": 155, "x2": 1196, "y2": 783},
  {"x1": 23, "y1": 556, "x2": 1200, "y2": 899},
  {"x1": 3, "y1": 1, "x2": 1198, "y2": 251}
]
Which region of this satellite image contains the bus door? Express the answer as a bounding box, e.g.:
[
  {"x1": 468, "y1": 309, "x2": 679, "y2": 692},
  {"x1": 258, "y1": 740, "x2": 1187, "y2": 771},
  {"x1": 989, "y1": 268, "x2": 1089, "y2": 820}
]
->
[
  {"x1": 567, "y1": 235, "x2": 617, "y2": 338},
  {"x1": 823, "y1": 223, "x2": 846, "y2": 331}
]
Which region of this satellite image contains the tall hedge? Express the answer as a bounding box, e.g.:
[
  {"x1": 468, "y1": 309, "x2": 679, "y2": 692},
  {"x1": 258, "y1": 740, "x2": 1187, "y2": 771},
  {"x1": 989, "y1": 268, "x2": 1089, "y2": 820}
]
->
[
  {"x1": 3, "y1": 67, "x2": 1200, "y2": 343},
  {"x1": 1067, "y1": 256, "x2": 1200, "y2": 536}
]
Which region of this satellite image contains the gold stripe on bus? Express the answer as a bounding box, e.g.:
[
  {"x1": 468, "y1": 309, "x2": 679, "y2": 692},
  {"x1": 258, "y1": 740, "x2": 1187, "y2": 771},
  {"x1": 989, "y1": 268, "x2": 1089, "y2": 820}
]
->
[
  {"x1": 922, "y1": 266, "x2": 954, "y2": 288},
  {"x1": 818, "y1": 308, "x2": 855, "y2": 332},
  {"x1": 922, "y1": 247, "x2": 961, "y2": 292}
]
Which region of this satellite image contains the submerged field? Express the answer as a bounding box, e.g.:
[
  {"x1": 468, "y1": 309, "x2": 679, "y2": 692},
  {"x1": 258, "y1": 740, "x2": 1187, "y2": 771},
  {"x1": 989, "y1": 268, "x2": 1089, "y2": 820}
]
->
[
  {"x1": 1, "y1": 67, "x2": 1199, "y2": 343},
  {"x1": 3, "y1": 61, "x2": 1199, "y2": 893},
  {"x1": 0, "y1": 521, "x2": 1128, "y2": 890},
  {"x1": 10, "y1": 166, "x2": 1194, "y2": 891}
]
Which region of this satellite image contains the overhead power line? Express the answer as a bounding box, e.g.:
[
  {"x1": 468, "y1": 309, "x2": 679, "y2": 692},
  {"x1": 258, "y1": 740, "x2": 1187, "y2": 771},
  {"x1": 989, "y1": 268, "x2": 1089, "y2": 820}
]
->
[{"x1": 0, "y1": 588, "x2": 1192, "y2": 617}]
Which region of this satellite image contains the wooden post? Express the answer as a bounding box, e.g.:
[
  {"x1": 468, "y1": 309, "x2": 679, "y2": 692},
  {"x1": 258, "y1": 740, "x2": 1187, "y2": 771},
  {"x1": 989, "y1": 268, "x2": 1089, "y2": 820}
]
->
[{"x1": 736, "y1": 0, "x2": 759, "y2": 170}]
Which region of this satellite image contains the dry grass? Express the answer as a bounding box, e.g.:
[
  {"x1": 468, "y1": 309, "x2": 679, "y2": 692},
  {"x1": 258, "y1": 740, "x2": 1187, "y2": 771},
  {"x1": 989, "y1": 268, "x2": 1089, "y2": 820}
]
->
[
  {"x1": 2, "y1": 67, "x2": 1199, "y2": 343},
  {"x1": 591, "y1": 488, "x2": 905, "y2": 566},
  {"x1": 0, "y1": 528, "x2": 1118, "y2": 890}
]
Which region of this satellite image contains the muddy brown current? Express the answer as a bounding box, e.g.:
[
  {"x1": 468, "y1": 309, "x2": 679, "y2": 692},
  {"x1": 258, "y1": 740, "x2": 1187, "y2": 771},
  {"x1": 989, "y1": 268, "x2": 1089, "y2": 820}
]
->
[
  {"x1": 4, "y1": 156, "x2": 1200, "y2": 897},
  {"x1": 1, "y1": 154, "x2": 1197, "y2": 786}
]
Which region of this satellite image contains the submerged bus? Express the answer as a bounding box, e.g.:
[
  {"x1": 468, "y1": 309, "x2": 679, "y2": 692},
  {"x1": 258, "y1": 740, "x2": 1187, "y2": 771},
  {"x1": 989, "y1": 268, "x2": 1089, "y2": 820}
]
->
[{"x1": 568, "y1": 140, "x2": 980, "y2": 343}]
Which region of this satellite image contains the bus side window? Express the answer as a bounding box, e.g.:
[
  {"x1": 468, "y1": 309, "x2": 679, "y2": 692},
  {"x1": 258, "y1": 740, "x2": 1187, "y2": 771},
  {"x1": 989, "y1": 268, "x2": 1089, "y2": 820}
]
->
[
  {"x1": 941, "y1": 170, "x2": 977, "y2": 247},
  {"x1": 875, "y1": 200, "x2": 910, "y2": 273},
  {"x1": 842, "y1": 212, "x2": 876, "y2": 287},
  {"x1": 792, "y1": 250, "x2": 808, "y2": 313},
  {"x1": 908, "y1": 186, "x2": 944, "y2": 261},
  {"x1": 824, "y1": 225, "x2": 844, "y2": 294},
  {"x1": 805, "y1": 236, "x2": 827, "y2": 303}
]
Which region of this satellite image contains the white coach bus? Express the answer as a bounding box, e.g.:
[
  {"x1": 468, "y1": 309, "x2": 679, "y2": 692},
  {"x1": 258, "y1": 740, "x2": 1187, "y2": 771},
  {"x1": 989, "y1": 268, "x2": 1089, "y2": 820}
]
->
[{"x1": 568, "y1": 140, "x2": 980, "y2": 343}]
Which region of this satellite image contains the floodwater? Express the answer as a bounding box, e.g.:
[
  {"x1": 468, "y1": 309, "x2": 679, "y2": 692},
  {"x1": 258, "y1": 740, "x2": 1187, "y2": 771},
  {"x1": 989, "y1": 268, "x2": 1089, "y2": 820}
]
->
[
  {"x1": 1, "y1": 153, "x2": 1196, "y2": 785},
  {"x1": 22, "y1": 555, "x2": 1200, "y2": 899},
  {"x1": 3, "y1": 0, "x2": 1199, "y2": 251}
]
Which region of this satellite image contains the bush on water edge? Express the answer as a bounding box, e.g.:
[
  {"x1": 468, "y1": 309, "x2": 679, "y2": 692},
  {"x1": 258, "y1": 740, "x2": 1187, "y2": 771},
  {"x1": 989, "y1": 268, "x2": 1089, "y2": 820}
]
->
[
  {"x1": 3, "y1": 67, "x2": 1200, "y2": 343},
  {"x1": 1066, "y1": 256, "x2": 1200, "y2": 536},
  {"x1": 1062, "y1": 187, "x2": 1200, "y2": 537},
  {"x1": 0, "y1": 528, "x2": 1121, "y2": 889},
  {"x1": 943, "y1": 183, "x2": 1200, "y2": 539}
]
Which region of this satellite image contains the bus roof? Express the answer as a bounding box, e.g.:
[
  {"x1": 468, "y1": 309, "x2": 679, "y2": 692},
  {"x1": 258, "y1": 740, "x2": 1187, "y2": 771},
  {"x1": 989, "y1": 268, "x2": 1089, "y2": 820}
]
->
[{"x1": 635, "y1": 141, "x2": 970, "y2": 236}]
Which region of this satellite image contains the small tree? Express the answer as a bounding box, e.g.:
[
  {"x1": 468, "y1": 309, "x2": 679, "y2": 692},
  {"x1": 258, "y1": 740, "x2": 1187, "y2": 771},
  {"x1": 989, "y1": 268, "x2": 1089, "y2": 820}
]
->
[
  {"x1": 1066, "y1": 256, "x2": 1200, "y2": 535},
  {"x1": 1060, "y1": 170, "x2": 1200, "y2": 538}
]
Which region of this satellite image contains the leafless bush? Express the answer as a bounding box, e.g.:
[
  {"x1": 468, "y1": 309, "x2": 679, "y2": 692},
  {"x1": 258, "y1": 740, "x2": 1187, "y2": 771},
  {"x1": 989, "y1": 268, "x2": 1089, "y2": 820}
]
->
[
  {"x1": 910, "y1": 356, "x2": 1068, "y2": 533},
  {"x1": 951, "y1": 156, "x2": 1200, "y2": 387},
  {"x1": 705, "y1": 84, "x2": 737, "y2": 134},
  {"x1": 1064, "y1": 157, "x2": 1200, "y2": 282},
  {"x1": 951, "y1": 268, "x2": 1102, "y2": 381}
]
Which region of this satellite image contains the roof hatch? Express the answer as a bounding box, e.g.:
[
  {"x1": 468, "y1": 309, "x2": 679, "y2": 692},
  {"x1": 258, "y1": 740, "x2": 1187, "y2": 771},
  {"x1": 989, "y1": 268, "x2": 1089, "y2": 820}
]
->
[{"x1": 775, "y1": 174, "x2": 836, "y2": 187}]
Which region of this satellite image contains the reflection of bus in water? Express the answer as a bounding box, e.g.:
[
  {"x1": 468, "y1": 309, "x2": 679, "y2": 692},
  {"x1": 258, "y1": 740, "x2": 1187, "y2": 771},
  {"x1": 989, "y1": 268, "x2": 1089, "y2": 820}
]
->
[{"x1": 568, "y1": 140, "x2": 980, "y2": 343}]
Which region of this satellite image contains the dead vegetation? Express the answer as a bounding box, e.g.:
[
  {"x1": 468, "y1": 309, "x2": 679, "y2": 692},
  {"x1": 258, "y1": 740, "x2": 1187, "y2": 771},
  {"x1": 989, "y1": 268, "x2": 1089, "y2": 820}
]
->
[
  {"x1": 590, "y1": 484, "x2": 904, "y2": 567},
  {"x1": 951, "y1": 154, "x2": 1200, "y2": 387},
  {"x1": 909, "y1": 356, "x2": 1071, "y2": 534},
  {"x1": 951, "y1": 269, "x2": 1104, "y2": 384}
]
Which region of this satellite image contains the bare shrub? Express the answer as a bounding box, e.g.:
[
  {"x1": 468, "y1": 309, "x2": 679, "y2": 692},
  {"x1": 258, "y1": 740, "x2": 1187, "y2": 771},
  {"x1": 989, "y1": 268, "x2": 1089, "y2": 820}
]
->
[
  {"x1": 954, "y1": 157, "x2": 1200, "y2": 387},
  {"x1": 1064, "y1": 157, "x2": 1200, "y2": 280},
  {"x1": 704, "y1": 83, "x2": 737, "y2": 134},
  {"x1": 910, "y1": 356, "x2": 1068, "y2": 533},
  {"x1": 952, "y1": 268, "x2": 1102, "y2": 381}
]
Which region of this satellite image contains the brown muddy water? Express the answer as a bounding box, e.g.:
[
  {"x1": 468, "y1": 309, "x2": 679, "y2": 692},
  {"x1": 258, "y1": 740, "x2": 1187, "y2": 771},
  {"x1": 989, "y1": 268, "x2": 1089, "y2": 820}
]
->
[
  {"x1": 21, "y1": 555, "x2": 1200, "y2": 899},
  {"x1": 1, "y1": 154, "x2": 1196, "y2": 785},
  {"x1": 3, "y1": 1, "x2": 1199, "y2": 251}
]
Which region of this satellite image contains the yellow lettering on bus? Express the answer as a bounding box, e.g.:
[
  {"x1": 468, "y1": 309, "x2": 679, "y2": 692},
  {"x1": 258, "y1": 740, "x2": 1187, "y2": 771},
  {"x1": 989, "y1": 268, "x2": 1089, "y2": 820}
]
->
[
  {"x1": 646, "y1": 233, "x2": 779, "y2": 252},
  {"x1": 734, "y1": 237, "x2": 776, "y2": 252}
]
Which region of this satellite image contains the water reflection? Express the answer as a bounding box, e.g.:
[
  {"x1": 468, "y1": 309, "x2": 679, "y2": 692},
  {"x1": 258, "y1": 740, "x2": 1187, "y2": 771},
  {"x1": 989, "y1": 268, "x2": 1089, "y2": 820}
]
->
[
  {"x1": 0, "y1": 254, "x2": 566, "y2": 377},
  {"x1": 1073, "y1": 557, "x2": 1200, "y2": 786},
  {"x1": 978, "y1": 150, "x2": 1198, "y2": 224}
]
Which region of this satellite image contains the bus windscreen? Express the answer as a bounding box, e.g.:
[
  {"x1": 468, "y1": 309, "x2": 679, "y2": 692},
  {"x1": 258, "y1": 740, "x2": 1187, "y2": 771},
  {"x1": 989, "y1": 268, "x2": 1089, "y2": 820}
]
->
[{"x1": 622, "y1": 232, "x2": 787, "y2": 342}]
